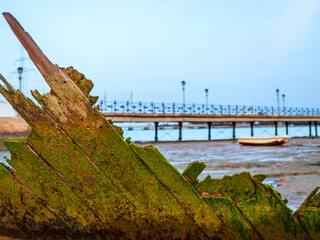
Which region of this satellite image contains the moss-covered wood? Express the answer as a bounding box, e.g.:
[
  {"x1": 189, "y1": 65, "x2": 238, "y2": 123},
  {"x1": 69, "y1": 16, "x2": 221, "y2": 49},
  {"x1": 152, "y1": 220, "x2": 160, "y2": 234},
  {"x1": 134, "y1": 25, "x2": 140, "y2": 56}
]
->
[
  {"x1": 294, "y1": 187, "x2": 320, "y2": 240},
  {"x1": 0, "y1": 12, "x2": 318, "y2": 239},
  {"x1": 182, "y1": 161, "x2": 207, "y2": 186}
]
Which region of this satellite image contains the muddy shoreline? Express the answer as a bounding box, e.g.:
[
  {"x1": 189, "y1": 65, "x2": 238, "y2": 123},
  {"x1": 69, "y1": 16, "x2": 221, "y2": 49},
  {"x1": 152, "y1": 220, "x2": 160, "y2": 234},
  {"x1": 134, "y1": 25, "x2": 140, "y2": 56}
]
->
[{"x1": 140, "y1": 138, "x2": 320, "y2": 211}]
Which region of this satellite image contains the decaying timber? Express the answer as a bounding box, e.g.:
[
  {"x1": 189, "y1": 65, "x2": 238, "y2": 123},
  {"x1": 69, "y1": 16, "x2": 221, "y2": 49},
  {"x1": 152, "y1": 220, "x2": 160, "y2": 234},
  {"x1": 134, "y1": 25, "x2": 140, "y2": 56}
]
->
[{"x1": 0, "y1": 12, "x2": 319, "y2": 239}]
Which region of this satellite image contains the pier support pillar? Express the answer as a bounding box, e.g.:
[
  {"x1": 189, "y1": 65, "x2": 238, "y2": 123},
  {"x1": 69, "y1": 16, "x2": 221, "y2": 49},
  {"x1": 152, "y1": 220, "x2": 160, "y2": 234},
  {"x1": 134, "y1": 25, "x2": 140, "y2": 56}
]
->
[
  {"x1": 207, "y1": 122, "x2": 212, "y2": 140},
  {"x1": 178, "y1": 122, "x2": 183, "y2": 141},
  {"x1": 250, "y1": 122, "x2": 254, "y2": 137},
  {"x1": 285, "y1": 122, "x2": 289, "y2": 135},
  {"x1": 309, "y1": 121, "x2": 312, "y2": 137},
  {"x1": 154, "y1": 122, "x2": 159, "y2": 142},
  {"x1": 232, "y1": 122, "x2": 236, "y2": 140},
  {"x1": 275, "y1": 122, "x2": 278, "y2": 136},
  {"x1": 315, "y1": 121, "x2": 318, "y2": 137}
]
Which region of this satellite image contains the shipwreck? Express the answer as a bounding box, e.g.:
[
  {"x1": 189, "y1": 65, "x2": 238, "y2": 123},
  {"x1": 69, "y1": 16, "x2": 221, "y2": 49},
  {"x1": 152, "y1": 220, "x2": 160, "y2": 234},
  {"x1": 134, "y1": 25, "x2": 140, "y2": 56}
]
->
[{"x1": 0, "y1": 12, "x2": 319, "y2": 239}]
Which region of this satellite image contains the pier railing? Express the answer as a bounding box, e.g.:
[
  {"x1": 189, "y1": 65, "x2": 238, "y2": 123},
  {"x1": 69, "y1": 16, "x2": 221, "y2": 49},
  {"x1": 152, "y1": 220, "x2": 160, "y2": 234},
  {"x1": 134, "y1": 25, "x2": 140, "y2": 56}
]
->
[{"x1": 99, "y1": 100, "x2": 320, "y2": 116}]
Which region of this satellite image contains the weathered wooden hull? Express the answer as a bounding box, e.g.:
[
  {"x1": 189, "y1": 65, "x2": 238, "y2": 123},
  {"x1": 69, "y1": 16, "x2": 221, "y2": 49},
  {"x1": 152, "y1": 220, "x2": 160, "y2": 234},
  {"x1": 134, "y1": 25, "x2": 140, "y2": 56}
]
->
[{"x1": 0, "y1": 12, "x2": 318, "y2": 239}]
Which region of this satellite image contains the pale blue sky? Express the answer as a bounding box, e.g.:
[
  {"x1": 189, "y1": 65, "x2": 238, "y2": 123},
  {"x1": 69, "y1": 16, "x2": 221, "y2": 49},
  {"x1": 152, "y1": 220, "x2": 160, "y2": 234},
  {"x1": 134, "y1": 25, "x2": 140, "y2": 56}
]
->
[{"x1": 1, "y1": 0, "x2": 320, "y2": 108}]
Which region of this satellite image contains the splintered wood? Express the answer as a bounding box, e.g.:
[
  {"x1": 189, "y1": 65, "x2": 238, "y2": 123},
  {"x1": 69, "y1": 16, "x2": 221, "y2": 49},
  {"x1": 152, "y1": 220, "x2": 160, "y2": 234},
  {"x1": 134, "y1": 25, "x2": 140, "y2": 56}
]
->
[{"x1": 0, "y1": 12, "x2": 319, "y2": 239}]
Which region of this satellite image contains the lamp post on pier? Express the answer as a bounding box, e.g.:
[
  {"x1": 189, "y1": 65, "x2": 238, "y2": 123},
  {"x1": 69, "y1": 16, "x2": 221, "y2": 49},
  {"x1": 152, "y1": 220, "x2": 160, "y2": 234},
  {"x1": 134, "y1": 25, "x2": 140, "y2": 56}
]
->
[
  {"x1": 276, "y1": 89, "x2": 280, "y2": 115},
  {"x1": 181, "y1": 80, "x2": 186, "y2": 113},
  {"x1": 205, "y1": 88, "x2": 208, "y2": 114},
  {"x1": 282, "y1": 94, "x2": 285, "y2": 115},
  {"x1": 17, "y1": 67, "x2": 23, "y2": 91}
]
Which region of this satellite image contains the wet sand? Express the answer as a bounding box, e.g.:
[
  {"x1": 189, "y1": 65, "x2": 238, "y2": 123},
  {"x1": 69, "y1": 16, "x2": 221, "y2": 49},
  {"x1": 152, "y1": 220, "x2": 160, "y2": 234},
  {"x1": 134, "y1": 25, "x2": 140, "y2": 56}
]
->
[{"x1": 141, "y1": 138, "x2": 320, "y2": 211}]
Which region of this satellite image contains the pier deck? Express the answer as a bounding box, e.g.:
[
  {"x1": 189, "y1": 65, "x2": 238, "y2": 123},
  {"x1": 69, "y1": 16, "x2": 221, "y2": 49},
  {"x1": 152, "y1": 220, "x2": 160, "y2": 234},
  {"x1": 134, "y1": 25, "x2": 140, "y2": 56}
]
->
[{"x1": 103, "y1": 112, "x2": 320, "y2": 123}]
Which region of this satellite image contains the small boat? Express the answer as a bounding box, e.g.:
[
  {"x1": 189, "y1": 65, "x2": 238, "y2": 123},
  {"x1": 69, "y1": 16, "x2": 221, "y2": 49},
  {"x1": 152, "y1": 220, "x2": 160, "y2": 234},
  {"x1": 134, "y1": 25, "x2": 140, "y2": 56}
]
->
[{"x1": 237, "y1": 135, "x2": 291, "y2": 146}]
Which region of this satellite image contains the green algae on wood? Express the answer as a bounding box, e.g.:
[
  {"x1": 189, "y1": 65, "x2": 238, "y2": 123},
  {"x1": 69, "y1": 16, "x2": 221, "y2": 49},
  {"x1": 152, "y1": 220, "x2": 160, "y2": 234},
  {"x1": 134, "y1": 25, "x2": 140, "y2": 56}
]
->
[
  {"x1": 294, "y1": 187, "x2": 320, "y2": 240},
  {"x1": 0, "y1": 12, "x2": 319, "y2": 239},
  {"x1": 199, "y1": 172, "x2": 309, "y2": 239},
  {"x1": 182, "y1": 161, "x2": 206, "y2": 186}
]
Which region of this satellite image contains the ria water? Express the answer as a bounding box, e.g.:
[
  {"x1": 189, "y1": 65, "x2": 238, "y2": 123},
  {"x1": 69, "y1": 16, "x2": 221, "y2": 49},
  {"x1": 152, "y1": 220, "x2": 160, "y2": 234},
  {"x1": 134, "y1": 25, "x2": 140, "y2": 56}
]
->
[{"x1": 121, "y1": 125, "x2": 314, "y2": 142}]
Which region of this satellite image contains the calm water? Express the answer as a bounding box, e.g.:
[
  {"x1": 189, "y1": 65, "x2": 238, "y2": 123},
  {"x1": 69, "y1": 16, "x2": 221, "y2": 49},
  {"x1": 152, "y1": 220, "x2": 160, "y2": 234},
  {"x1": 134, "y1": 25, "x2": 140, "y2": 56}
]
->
[
  {"x1": 1, "y1": 137, "x2": 319, "y2": 212},
  {"x1": 120, "y1": 125, "x2": 314, "y2": 142}
]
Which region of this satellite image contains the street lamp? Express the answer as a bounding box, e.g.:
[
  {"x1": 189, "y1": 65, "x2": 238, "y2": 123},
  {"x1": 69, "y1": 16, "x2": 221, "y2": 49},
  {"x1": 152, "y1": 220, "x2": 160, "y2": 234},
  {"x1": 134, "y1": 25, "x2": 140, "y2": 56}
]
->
[
  {"x1": 17, "y1": 67, "x2": 23, "y2": 91},
  {"x1": 276, "y1": 89, "x2": 280, "y2": 115},
  {"x1": 181, "y1": 80, "x2": 186, "y2": 113},
  {"x1": 282, "y1": 94, "x2": 285, "y2": 115},
  {"x1": 205, "y1": 88, "x2": 208, "y2": 114}
]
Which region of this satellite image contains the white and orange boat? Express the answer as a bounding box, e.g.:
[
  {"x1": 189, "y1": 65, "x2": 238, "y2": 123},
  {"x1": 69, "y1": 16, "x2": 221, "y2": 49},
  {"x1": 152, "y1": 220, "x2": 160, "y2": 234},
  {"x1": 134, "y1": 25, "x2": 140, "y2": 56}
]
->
[{"x1": 237, "y1": 135, "x2": 291, "y2": 146}]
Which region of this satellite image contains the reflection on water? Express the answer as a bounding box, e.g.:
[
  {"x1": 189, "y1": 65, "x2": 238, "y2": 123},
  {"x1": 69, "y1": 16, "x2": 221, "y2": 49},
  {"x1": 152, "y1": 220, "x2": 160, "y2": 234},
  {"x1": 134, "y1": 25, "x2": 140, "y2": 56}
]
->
[{"x1": 142, "y1": 138, "x2": 320, "y2": 211}]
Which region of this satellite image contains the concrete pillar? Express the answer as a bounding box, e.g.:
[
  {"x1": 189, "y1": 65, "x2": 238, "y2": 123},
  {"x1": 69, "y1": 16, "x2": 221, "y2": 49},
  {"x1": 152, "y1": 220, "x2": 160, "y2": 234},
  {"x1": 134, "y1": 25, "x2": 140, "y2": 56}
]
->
[
  {"x1": 250, "y1": 122, "x2": 254, "y2": 137},
  {"x1": 232, "y1": 122, "x2": 236, "y2": 140},
  {"x1": 309, "y1": 121, "x2": 312, "y2": 137},
  {"x1": 208, "y1": 122, "x2": 212, "y2": 140},
  {"x1": 315, "y1": 121, "x2": 318, "y2": 137},
  {"x1": 178, "y1": 122, "x2": 183, "y2": 141},
  {"x1": 275, "y1": 121, "x2": 278, "y2": 136},
  {"x1": 154, "y1": 122, "x2": 159, "y2": 142},
  {"x1": 285, "y1": 122, "x2": 289, "y2": 135}
]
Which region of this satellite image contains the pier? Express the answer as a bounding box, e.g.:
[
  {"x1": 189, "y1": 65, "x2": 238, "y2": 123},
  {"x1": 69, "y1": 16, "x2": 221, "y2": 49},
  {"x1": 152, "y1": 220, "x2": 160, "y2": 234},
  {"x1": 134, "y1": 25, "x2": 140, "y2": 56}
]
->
[{"x1": 100, "y1": 101, "x2": 320, "y2": 141}]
